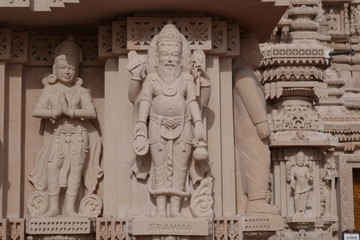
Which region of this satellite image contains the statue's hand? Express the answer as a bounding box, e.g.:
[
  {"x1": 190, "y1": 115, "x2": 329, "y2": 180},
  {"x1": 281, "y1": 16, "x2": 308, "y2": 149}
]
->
[
  {"x1": 194, "y1": 121, "x2": 205, "y2": 143},
  {"x1": 194, "y1": 65, "x2": 210, "y2": 86},
  {"x1": 132, "y1": 122, "x2": 149, "y2": 155},
  {"x1": 128, "y1": 51, "x2": 145, "y2": 79},
  {"x1": 52, "y1": 94, "x2": 63, "y2": 119},
  {"x1": 61, "y1": 93, "x2": 73, "y2": 118},
  {"x1": 133, "y1": 122, "x2": 148, "y2": 138},
  {"x1": 255, "y1": 121, "x2": 271, "y2": 141}
]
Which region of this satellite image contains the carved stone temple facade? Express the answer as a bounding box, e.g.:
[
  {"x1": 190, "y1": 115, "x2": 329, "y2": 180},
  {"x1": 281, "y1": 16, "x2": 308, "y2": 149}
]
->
[{"x1": 0, "y1": 0, "x2": 359, "y2": 240}]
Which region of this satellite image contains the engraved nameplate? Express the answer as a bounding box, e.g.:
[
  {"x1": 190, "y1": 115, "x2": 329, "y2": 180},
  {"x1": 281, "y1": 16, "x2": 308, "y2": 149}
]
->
[{"x1": 130, "y1": 218, "x2": 211, "y2": 236}]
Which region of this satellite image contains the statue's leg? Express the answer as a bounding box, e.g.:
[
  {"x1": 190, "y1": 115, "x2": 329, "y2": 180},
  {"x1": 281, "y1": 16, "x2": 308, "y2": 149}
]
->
[
  {"x1": 235, "y1": 99, "x2": 275, "y2": 214},
  {"x1": 44, "y1": 155, "x2": 62, "y2": 217},
  {"x1": 155, "y1": 195, "x2": 167, "y2": 217},
  {"x1": 170, "y1": 132, "x2": 191, "y2": 217},
  {"x1": 299, "y1": 191, "x2": 310, "y2": 214},
  {"x1": 63, "y1": 138, "x2": 85, "y2": 217},
  {"x1": 150, "y1": 141, "x2": 167, "y2": 217},
  {"x1": 294, "y1": 193, "x2": 300, "y2": 214},
  {"x1": 243, "y1": 141, "x2": 276, "y2": 214}
]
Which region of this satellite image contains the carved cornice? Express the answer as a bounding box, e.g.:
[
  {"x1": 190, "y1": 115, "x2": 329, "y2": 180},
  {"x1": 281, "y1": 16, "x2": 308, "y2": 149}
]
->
[
  {"x1": 0, "y1": 29, "x2": 102, "y2": 66},
  {"x1": 264, "y1": 81, "x2": 328, "y2": 100},
  {"x1": 318, "y1": 115, "x2": 360, "y2": 134},
  {"x1": 262, "y1": 66, "x2": 325, "y2": 82},
  {"x1": 99, "y1": 17, "x2": 240, "y2": 57},
  {"x1": 270, "y1": 130, "x2": 338, "y2": 148},
  {"x1": 260, "y1": 44, "x2": 330, "y2": 67}
]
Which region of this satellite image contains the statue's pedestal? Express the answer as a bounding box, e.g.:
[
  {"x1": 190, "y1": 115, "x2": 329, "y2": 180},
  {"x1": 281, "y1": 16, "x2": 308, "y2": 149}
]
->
[
  {"x1": 214, "y1": 215, "x2": 284, "y2": 240},
  {"x1": 96, "y1": 218, "x2": 212, "y2": 240},
  {"x1": 26, "y1": 217, "x2": 96, "y2": 240},
  {"x1": 286, "y1": 215, "x2": 338, "y2": 231},
  {"x1": 129, "y1": 218, "x2": 212, "y2": 237}
]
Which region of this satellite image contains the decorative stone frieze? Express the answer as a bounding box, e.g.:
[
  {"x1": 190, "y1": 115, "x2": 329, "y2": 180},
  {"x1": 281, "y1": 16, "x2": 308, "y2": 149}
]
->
[
  {"x1": 99, "y1": 17, "x2": 240, "y2": 57},
  {"x1": 214, "y1": 215, "x2": 283, "y2": 240},
  {"x1": 127, "y1": 17, "x2": 212, "y2": 50},
  {"x1": 26, "y1": 218, "x2": 95, "y2": 235}
]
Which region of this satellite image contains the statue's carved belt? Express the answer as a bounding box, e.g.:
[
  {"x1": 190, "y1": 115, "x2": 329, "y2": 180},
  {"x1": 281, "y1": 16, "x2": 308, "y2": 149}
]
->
[{"x1": 149, "y1": 112, "x2": 191, "y2": 141}]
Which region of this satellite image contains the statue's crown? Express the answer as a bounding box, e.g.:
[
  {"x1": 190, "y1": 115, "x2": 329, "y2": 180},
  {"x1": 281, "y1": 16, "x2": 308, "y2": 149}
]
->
[
  {"x1": 54, "y1": 36, "x2": 83, "y2": 62},
  {"x1": 157, "y1": 22, "x2": 182, "y2": 45}
]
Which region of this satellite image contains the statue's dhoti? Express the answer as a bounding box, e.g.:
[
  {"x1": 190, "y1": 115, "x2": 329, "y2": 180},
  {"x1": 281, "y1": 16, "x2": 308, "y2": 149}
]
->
[
  {"x1": 148, "y1": 112, "x2": 193, "y2": 197},
  {"x1": 234, "y1": 98, "x2": 270, "y2": 201}
]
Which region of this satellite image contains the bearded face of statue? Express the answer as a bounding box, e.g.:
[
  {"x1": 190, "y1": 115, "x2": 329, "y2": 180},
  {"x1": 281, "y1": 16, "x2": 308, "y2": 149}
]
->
[{"x1": 156, "y1": 41, "x2": 182, "y2": 84}]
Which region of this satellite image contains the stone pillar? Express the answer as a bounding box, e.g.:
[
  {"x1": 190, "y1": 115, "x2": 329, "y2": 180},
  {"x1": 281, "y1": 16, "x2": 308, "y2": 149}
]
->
[{"x1": 260, "y1": 1, "x2": 339, "y2": 239}]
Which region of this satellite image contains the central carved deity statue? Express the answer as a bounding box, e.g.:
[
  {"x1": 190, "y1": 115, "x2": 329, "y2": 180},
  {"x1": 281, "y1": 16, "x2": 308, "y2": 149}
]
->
[
  {"x1": 28, "y1": 37, "x2": 103, "y2": 218},
  {"x1": 129, "y1": 23, "x2": 210, "y2": 218}
]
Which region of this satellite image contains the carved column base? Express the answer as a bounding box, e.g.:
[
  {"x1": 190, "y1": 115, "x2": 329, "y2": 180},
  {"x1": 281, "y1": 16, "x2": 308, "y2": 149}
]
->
[
  {"x1": 26, "y1": 217, "x2": 95, "y2": 240},
  {"x1": 214, "y1": 215, "x2": 284, "y2": 240}
]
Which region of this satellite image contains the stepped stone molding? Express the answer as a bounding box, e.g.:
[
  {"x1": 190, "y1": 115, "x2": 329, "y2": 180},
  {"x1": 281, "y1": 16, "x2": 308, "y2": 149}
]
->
[{"x1": 0, "y1": 0, "x2": 79, "y2": 11}]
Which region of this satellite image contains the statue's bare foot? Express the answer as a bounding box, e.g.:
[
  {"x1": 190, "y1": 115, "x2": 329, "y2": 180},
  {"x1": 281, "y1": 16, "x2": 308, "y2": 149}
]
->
[
  {"x1": 169, "y1": 209, "x2": 181, "y2": 218},
  {"x1": 246, "y1": 199, "x2": 279, "y2": 215},
  {"x1": 42, "y1": 208, "x2": 60, "y2": 218},
  {"x1": 63, "y1": 210, "x2": 80, "y2": 218},
  {"x1": 155, "y1": 210, "x2": 166, "y2": 218}
]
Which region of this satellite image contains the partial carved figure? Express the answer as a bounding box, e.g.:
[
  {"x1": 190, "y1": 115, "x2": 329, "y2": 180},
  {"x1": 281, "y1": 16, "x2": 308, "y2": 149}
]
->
[
  {"x1": 233, "y1": 32, "x2": 278, "y2": 214},
  {"x1": 28, "y1": 36, "x2": 103, "y2": 218},
  {"x1": 287, "y1": 151, "x2": 313, "y2": 216},
  {"x1": 128, "y1": 22, "x2": 211, "y2": 218},
  {"x1": 327, "y1": 9, "x2": 338, "y2": 33},
  {"x1": 321, "y1": 154, "x2": 338, "y2": 216}
]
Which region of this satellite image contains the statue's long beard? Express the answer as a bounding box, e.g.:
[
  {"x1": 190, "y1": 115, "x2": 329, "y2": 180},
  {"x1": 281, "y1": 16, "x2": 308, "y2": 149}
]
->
[{"x1": 158, "y1": 64, "x2": 182, "y2": 85}]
